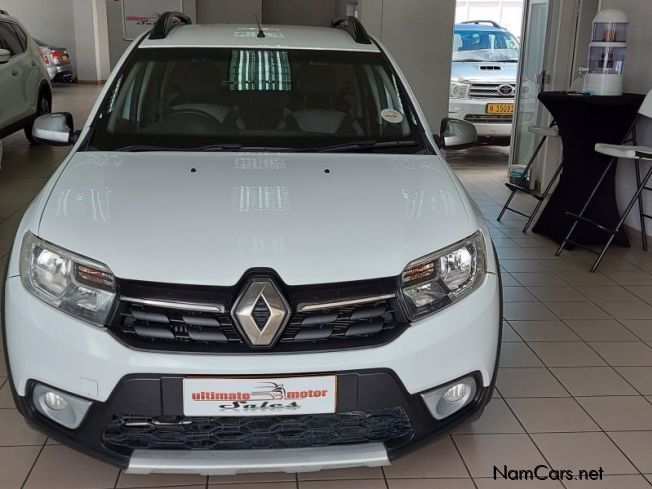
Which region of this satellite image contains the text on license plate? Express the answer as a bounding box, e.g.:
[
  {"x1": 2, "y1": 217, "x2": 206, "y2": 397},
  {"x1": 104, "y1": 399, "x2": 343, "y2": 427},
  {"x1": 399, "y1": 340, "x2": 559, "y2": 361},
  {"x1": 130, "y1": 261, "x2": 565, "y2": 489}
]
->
[
  {"x1": 183, "y1": 376, "x2": 337, "y2": 417},
  {"x1": 486, "y1": 103, "x2": 514, "y2": 114}
]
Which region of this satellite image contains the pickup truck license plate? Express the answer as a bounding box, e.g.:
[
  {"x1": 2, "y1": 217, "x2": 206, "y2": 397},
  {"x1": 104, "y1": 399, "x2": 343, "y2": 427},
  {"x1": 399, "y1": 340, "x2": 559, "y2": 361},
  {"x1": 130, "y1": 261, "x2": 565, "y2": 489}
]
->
[
  {"x1": 486, "y1": 103, "x2": 514, "y2": 114},
  {"x1": 183, "y1": 376, "x2": 337, "y2": 417}
]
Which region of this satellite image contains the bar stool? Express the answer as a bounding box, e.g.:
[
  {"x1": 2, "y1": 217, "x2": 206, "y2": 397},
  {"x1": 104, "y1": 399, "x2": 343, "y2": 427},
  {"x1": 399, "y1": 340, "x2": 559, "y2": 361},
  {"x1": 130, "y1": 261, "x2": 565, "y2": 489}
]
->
[
  {"x1": 498, "y1": 123, "x2": 564, "y2": 233},
  {"x1": 556, "y1": 89, "x2": 652, "y2": 272}
]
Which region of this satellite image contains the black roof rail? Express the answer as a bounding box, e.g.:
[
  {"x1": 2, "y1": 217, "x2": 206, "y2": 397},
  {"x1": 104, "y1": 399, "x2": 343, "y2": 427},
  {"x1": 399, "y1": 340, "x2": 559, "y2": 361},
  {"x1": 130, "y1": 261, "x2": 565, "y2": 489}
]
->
[
  {"x1": 149, "y1": 11, "x2": 192, "y2": 40},
  {"x1": 0, "y1": 9, "x2": 9, "y2": 15},
  {"x1": 332, "y1": 16, "x2": 372, "y2": 45},
  {"x1": 461, "y1": 20, "x2": 503, "y2": 28}
]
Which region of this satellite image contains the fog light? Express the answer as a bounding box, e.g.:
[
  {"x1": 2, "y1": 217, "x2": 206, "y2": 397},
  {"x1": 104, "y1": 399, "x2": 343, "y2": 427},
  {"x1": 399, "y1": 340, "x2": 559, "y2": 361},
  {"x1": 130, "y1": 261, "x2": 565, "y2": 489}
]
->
[
  {"x1": 421, "y1": 377, "x2": 477, "y2": 420},
  {"x1": 443, "y1": 383, "x2": 471, "y2": 403},
  {"x1": 44, "y1": 392, "x2": 68, "y2": 411},
  {"x1": 32, "y1": 383, "x2": 92, "y2": 429}
]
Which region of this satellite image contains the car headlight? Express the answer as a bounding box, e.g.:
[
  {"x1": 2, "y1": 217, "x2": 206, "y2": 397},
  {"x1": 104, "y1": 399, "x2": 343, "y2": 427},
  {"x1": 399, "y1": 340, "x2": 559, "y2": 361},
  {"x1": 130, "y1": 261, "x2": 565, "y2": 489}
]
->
[
  {"x1": 400, "y1": 232, "x2": 487, "y2": 321},
  {"x1": 450, "y1": 82, "x2": 471, "y2": 99},
  {"x1": 20, "y1": 232, "x2": 116, "y2": 326}
]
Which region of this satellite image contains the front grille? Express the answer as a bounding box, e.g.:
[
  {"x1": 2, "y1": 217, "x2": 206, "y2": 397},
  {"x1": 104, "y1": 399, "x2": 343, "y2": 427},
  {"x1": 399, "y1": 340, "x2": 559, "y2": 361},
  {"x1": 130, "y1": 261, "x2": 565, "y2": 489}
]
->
[
  {"x1": 465, "y1": 114, "x2": 513, "y2": 124},
  {"x1": 102, "y1": 408, "x2": 414, "y2": 454},
  {"x1": 110, "y1": 277, "x2": 409, "y2": 353},
  {"x1": 469, "y1": 83, "x2": 515, "y2": 99}
]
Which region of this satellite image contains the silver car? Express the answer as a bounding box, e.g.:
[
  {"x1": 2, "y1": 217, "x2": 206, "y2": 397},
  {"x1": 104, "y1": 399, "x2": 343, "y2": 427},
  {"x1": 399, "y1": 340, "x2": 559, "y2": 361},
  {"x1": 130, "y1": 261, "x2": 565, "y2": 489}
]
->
[
  {"x1": 36, "y1": 39, "x2": 73, "y2": 82},
  {"x1": 449, "y1": 21, "x2": 519, "y2": 144}
]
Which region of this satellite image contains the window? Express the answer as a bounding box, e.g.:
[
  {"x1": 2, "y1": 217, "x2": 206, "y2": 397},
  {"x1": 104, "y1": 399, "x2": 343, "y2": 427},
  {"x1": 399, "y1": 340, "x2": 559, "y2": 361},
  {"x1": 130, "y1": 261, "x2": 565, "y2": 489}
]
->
[
  {"x1": 89, "y1": 48, "x2": 426, "y2": 154},
  {"x1": 0, "y1": 22, "x2": 24, "y2": 55},
  {"x1": 10, "y1": 23, "x2": 27, "y2": 50},
  {"x1": 452, "y1": 30, "x2": 519, "y2": 62}
]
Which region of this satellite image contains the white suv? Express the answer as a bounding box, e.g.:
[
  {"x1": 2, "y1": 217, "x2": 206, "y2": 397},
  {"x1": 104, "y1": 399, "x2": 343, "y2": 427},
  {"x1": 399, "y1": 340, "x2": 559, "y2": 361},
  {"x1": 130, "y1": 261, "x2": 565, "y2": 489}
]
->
[
  {"x1": 3, "y1": 14, "x2": 501, "y2": 475},
  {"x1": 0, "y1": 10, "x2": 51, "y2": 144}
]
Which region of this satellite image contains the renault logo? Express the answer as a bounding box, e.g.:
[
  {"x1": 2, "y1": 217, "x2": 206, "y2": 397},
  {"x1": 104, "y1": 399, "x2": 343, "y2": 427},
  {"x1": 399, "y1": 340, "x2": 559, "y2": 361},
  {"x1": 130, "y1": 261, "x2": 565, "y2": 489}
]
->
[{"x1": 231, "y1": 278, "x2": 290, "y2": 347}]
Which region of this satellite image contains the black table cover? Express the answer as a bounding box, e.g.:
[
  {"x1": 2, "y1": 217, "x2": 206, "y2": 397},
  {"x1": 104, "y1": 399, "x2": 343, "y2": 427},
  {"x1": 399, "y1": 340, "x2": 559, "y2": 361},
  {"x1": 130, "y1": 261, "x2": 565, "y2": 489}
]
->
[{"x1": 532, "y1": 92, "x2": 644, "y2": 246}]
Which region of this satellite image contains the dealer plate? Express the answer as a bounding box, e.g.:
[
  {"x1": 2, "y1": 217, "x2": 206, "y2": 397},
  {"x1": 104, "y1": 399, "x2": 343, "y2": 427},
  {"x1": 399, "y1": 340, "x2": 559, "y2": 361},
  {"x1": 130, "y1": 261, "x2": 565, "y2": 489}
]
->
[
  {"x1": 486, "y1": 103, "x2": 514, "y2": 114},
  {"x1": 183, "y1": 376, "x2": 337, "y2": 417}
]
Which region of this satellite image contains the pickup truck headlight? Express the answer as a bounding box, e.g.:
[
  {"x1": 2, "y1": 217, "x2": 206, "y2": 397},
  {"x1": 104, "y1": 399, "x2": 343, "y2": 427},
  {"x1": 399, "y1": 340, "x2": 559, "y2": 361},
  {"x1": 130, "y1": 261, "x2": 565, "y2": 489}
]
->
[
  {"x1": 400, "y1": 232, "x2": 487, "y2": 321},
  {"x1": 450, "y1": 82, "x2": 471, "y2": 99},
  {"x1": 20, "y1": 232, "x2": 116, "y2": 326}
]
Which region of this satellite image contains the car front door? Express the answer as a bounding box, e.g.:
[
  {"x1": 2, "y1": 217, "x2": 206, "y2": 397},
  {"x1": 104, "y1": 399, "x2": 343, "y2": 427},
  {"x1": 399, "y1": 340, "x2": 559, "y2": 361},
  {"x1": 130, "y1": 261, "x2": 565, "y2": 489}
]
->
[{"x1": 0, "y1": 21, "x2": 30, "y2": 132}]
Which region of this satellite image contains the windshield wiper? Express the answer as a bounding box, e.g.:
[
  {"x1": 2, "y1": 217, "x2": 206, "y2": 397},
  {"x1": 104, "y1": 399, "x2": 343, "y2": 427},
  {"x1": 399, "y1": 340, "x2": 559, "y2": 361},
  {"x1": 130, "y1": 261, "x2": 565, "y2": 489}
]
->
[
  {"x1": 454, "y1": 58, "x2": 486, "y2": 62},
  {"x1": 300, "y1": 140, "x2": 420, "y2": 153}
]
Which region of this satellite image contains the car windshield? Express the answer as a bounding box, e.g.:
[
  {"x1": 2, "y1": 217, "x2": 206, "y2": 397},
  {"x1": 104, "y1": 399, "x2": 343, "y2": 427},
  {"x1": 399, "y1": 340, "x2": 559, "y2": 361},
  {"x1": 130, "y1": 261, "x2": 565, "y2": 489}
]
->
[
  {"x1": 88, "y1": 48, "x2": 427, "y2": 153},
  {"x1": 452, "y1": 29, "x2": 519, "y2": 62}
]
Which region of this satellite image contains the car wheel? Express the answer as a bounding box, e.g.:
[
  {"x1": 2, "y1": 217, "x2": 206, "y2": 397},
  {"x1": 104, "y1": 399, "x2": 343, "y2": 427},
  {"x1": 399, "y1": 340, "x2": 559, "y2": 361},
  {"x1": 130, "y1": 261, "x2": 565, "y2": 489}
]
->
[{"x1": 24, "y1": 90, "x2": 52, "y2": 144}]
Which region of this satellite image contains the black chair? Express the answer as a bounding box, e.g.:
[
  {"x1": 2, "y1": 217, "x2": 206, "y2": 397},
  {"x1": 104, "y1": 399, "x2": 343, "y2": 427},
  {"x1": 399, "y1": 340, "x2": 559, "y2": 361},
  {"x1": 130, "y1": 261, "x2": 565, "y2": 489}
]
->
[
  {"x1": 556, "y1": 90, "x2": 652, "y2": 272},
  {"x1": 498, "y1": 123, "x2": 564, "y2": 232}
]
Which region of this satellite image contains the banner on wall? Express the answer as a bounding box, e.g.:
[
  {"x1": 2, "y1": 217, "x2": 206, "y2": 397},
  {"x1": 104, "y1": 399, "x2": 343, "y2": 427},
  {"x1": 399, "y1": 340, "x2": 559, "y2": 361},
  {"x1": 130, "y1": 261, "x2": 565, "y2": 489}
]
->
[{"x1": 122, "y1": 0, "x2": 184, "y2": 40}]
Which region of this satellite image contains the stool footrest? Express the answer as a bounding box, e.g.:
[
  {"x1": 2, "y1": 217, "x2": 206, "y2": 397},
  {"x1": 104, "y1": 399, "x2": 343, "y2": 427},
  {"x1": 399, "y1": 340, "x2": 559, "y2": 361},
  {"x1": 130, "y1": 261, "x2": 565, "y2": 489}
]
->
[
  {"x1": 505, "y1": 183, "x2": 545, "y2": 201},
  {"x1": 565, "y1": 213, "x2": 617, "y2": 235}
]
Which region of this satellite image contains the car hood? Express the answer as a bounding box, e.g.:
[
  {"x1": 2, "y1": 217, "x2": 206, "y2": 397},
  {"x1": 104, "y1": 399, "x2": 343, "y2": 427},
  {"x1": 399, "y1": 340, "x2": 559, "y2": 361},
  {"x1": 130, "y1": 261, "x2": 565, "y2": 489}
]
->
[
  {"x1": 38, "y1": 152, "x2": 472, "y2": 286},
  {"x1": 451, "y1": 61, "x2": 518, "y2": 83}
]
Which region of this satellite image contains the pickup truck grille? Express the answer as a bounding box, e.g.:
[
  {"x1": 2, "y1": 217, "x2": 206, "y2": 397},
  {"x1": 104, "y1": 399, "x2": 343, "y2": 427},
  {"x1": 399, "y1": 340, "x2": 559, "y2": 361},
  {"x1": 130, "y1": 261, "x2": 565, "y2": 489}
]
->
[
  {"x1": 109, "y1": 276, "x2": 408, "y2": 353},
  {"x1": 102, "y1": 408, "x2": 413, "y2": 453},
  {"x1": 469, "y1": 83, "x2": 516, "y2": 99}
]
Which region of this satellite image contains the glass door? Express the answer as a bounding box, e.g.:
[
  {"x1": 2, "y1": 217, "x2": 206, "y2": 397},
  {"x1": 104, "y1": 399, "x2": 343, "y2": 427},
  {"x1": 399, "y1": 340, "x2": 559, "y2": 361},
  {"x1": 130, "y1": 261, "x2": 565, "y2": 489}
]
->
[{"x1": 509, "y1": 0, "x2": 551, "y2": 183}]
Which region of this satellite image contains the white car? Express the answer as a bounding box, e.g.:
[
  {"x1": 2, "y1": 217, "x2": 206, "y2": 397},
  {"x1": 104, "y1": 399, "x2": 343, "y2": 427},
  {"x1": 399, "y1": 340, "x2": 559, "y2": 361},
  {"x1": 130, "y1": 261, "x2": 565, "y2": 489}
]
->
[
  {"x1": 3, "y1": 13, "x2": 501, "y2": 475},
  {"x1": 0, "y1": 10, "x2": 52, "y2": 143}
]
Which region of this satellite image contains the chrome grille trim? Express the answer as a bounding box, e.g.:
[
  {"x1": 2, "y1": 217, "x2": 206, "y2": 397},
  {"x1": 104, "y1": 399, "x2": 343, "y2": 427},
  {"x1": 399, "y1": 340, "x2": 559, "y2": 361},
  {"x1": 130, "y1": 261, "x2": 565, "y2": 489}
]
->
[
  {"x1": 297, "y1": 293, "x2": 397, "y2": 313},
  {"x1": 120, "y1": 297, "x2": 226, "y2": 314}
]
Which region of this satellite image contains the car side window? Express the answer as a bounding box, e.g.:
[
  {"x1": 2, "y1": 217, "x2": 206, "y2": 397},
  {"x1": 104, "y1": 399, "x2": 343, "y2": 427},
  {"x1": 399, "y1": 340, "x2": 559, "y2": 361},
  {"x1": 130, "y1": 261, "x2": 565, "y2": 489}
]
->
[
  {"x1": 0, "y1": 21, "x2": 25, "y2": 56},
  {"x1": 10, "y1": 23, "x2": 28, "y2": 50}
]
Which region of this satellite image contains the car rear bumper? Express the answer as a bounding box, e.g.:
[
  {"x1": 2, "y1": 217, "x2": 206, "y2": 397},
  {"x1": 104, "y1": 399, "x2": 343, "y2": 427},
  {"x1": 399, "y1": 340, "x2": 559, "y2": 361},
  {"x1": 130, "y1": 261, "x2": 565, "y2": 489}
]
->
[{"x1": 46, "y1": 64, "x2": 73, "y2": 82}]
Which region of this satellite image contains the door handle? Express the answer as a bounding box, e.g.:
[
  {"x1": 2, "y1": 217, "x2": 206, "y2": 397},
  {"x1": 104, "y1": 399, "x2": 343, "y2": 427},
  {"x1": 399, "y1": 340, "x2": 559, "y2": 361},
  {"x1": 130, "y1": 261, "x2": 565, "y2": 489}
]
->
[
  {"x1": 31, "y1": 60, "x2": 36, "y2": 67},
  {"x1": 11, "y1": 69, "x2": 19, "y2": 77}
]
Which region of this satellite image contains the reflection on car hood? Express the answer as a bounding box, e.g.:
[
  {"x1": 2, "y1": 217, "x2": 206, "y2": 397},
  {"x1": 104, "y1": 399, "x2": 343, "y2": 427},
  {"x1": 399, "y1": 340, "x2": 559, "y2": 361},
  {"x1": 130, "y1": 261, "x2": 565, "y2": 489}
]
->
[
  {"x1": 451, "y1": 61, "x2": 518, "y2": 83},
  {"x1": 38, "y1": 152, "x2": 472, "y2": 286}
]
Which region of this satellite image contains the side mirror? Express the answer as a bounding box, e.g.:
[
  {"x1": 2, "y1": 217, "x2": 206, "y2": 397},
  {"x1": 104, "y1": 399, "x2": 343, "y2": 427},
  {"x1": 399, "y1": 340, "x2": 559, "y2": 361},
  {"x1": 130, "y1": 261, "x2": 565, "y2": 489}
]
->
[
  {"x1": 439, "y1": 118, "x2": 478, "y2": 150},
  {"x1": 32, "y1": 113, "x2": 77, "y2": 146},
  {"x1": 0, "y1": 48, "x2": 10, "y2": 64}
]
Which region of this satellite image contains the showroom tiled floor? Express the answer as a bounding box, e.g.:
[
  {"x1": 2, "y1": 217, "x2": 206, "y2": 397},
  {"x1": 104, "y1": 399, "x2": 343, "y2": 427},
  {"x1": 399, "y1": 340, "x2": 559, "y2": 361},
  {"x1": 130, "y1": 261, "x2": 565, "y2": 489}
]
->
[{"x1": 0, "y1": 87, "x2": 652, "y2": 488}]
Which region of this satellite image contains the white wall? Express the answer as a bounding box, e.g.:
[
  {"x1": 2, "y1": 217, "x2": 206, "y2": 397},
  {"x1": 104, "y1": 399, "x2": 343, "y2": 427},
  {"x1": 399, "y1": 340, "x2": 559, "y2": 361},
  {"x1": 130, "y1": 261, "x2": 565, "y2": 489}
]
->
[
  {"x1": 601, "y1": 0, "x2": 652, "y2": 238},
  {"x1": 360, "y1": 0, "x2": 457, "y2": 131},
  {"x1": 196, "y1": 0, "x2": 261, "y2": 24},
  {"x1": 263, "y1": 0, "x2": 337, "y2": 26},
  {"x1": 2, "y1": 0, "x2": 78, "y2": 75}
]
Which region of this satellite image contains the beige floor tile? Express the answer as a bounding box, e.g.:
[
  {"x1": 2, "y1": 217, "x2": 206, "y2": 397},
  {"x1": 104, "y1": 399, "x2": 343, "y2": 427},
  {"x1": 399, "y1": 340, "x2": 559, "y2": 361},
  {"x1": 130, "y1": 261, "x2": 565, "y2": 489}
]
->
[
  {"x1": 503, "y1": 287, "x2": 538, "y2": 302},
  {"x1": 527, "y1": 286, "x2": 586, "y2": 302},
  {"x1": 502, "y1": 322, "x2": 523, "y2": 342},
  {"x1": 387, "y1": 479, "x2": 475, "y2": 489},
  {"x1": 557, "y1": 271, "x2": 616, "y2": 286},
  {"x1": 0, "y1": 446, "x2": 42, "y2": 489},
  {"x1": 532, "y1": 432, "x2": 637, "y2": 475},
  {"x1": 298, "y1": 467, "x2": 382, "y2": 480},
  {"x1": 598, "y1": 301, "x2": 652, "y2": 320},
  {"x1": 496, "y1": 368, "x2": 568, "y2": 398},
  {"x1": 454, "y1": 399, "x2": 523, "y2": 434},
  {"x1": 510, "y1": 320, "x2": 580, "y2": 341},
  {"x1": 0, "y1": 380, "x2": 16, "y2": 409},
  {"x1": 589, "y1": 342, "x2": 652, "y2": 366},
  {"x1": 620, "y1": 319, "x2": 652, "y2": 341},
  {"x1": 453, "y1": 433, "x2": 547, "y2": 478},
  {"x1": 627, "y1": 286, "x2": 652, "y2": 302},
  {"x1": 507, "y1": 397, "x2": 599, "y2": 433},
  {"x1": 383, "y1": 436, "x2": 468, "y2": 479},
  {"x1": 577, "y1": 396, "x2": 652, "y2": 431},
  {"x1": 499, "y1": 343, "x2": 543, "y2": 368},
  {"x1": 512, "y1": 273, "x2": 568, "y2": 287},
  {"x1": 23, "y1": 445, "x2": 119, "y2": 489},
  {"x1": 565, "y1": 320, "x2": 639, "y2": 342},
  {"x1": 616, "y1": 367, "x2": 652, "y2": 394},
  {"x1": 502, "y1": 260, "x2": 550, "y2": 273},
  {"x1": 564, "y1": 475, "x2": 651, "y2": 489},
  {"x1": 210, "y1": 472, "x2": 296, "y2": 484},
  {"x1": 474, "y1": 479, "x2": 564, "y2": 488},
  {"x1": 543, "y1": 302, "x2": 611, "y2": 320},
  {"x1": 577, "y1": 286, "x2": 640, "y2": 302},
  {"x1": 117, "y1": 471, "x2": 206, "y2": 487},
  {"x1": 0, "y1": 409, "x2": 46, "y2": 446},
  {"x1": 609, "y1": 431, "x2": 652, "y2": 473},
  {"x1": 542, "y1": 259, "x2": 593, "y2": 272},
  {"x1": 214, "y1": 484, "x2": 295, "y2": 489},
  {"x1": 496, "y1": 248, "x2": 535, "y2": 260},
  {"x1": 528, "y1": 342, "x2": 606, "y2": 367},
  {"x1": 501, "y1": 273, "x2": 521, "y2": 287},
  {"x1": 504, "y1": 302, "x2": 557, "y2": 321},
  {"x1": 552, "y1": 367, "x2": 638, "y2": 396}
]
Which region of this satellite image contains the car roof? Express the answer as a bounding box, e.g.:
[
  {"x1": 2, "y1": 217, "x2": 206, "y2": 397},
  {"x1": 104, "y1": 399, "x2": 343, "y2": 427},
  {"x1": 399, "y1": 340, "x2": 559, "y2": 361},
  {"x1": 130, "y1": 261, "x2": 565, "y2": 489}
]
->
[
  {"x1": 139, "y1": 23, "x2": 380, "y2": 52},
  {"x1": 454, "y1": 23, "x2": 508, "y2": 32}
]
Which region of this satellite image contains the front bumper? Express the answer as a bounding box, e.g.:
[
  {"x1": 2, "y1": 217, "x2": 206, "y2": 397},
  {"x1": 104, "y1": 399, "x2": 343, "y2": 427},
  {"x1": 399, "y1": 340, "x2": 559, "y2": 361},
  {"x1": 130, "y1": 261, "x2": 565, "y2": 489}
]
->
[
  {"x1": 3, "y1": 273, "x2": 500, "y2": 472},
  {"x1": 449, "y1": 98, "x2": 513, "y2": 138}
]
